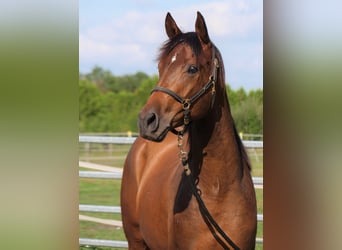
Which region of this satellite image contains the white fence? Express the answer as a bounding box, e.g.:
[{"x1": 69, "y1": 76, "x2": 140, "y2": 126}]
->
[
  {"x1": 79, "y1": 135, "x2": 263, "y2": 148},
  {"x1": 79, "y1": 136, "x2": 263, "y2": 248}
]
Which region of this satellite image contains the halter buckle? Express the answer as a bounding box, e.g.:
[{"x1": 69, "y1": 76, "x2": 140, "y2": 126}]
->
[
  {"x1": 211, "y1": 83, "x2": 216, "y2": 96},
  {"x1": 182, "y1": 99, "x2": 191, "y2": 110}
]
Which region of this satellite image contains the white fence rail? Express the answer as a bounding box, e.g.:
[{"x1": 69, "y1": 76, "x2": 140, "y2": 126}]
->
[
  {"x1": 79, "y1": 238, "x2": 128, "y2": 248},
  {"x1": 79, "y1": 204, "x2": 263, "y2": 222},
  {"x1": 79, "y1": 135, "x2": 263, "y2": 148},
  {"x1": 79, "y1": 136, "x2": 263, "y2": 248},
  {"x1": 79, "y1": 170, "x2": 122, "y2": 179},
  {"x1": 79, "y1": 170, "x2": 262, "y2": 184}
]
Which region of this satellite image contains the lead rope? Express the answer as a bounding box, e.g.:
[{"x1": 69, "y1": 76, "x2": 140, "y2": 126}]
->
[{"x1": 177, "y1": 124, "x2": 240, "y2": 250}]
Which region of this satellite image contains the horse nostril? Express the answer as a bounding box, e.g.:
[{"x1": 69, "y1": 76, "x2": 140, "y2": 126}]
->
[
  {"x1": 147, "y1": 113, "x2": 156, "y2": 126},
  {"x1": 145, "y1": 112, "x2": 159, "y2": 132}
]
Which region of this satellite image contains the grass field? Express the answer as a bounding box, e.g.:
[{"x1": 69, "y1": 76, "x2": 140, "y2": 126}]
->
[{"x1": 79, "y1": 143, "x2": 263, "y2": 249}]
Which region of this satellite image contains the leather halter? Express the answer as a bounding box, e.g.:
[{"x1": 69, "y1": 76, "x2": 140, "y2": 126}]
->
[{"x1": 151, "y1": 47, "x2": 219, "y2": 128}]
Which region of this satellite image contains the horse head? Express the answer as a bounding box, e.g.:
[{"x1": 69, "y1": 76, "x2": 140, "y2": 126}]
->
[{"x1": 139, "y1": 12, "x2": 219, "y2": 142}]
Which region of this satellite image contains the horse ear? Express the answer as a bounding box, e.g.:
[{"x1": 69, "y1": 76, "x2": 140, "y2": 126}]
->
[
  {"x1": 165, "y1": 12, "x2": 182, "y2": 39},
  {"x1": 195, "y1": 11, "x2": 210, "y2": 44}
]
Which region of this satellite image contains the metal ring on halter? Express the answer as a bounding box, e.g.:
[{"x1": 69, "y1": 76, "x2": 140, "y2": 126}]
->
[{"x1": 182, "y1": 99, "x2": 191, "y2": 110}]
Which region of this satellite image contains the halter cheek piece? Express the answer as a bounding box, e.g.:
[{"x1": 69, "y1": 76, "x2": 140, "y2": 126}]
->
[{"x1": 151, "y1": 47, "x2": 219, "y2": 129}]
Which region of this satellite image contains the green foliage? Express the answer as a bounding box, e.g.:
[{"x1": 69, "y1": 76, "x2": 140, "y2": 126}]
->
[
  {"x1": 227, "y1": 86, "x2": 263, "y2": 135},
  {"x1": 79, "y1": 66, "x2": 263, "y2": 134},
  {"x1": 81, "y1": 66, "x2": 149, "y2": 93}
]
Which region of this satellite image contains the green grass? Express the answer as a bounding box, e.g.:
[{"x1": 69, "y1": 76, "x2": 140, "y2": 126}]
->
[
  {"x1": 79, "y1": 143, "x2": 263, "y2": 249},
  {"x1": 79, "y1": 178, "x2": 125, "y2": 250},
  {"x1": 79, "y1": 144, "x2": 131, "y2": 167}
]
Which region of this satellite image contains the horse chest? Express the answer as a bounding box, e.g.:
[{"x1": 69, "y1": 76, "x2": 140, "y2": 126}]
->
[
  {"x1": 135, "y1": 160, "x2": 183, "y2": 249},
  {"x1": 171, "y1": 199, "x2": 230, "y2": 250}
]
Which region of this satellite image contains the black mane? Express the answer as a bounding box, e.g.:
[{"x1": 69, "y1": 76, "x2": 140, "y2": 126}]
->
[{"x1": 157, "y1": 32, "x2": 203, "y2": 61}]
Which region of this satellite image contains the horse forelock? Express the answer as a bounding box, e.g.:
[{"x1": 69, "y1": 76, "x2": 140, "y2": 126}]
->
[{"x1": 157, "y1": 32, "x2": 203, "y2": 62}]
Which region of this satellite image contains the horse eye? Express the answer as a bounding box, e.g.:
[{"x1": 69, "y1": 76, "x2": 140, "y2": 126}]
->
[{"x1": 187, "y1": 65, "x2": 198, "y2": 74}]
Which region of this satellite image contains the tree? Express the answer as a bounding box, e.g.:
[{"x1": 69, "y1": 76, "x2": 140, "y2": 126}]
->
[
  {"x1": 83, "y1": 66, "x2": 113, "y2": 92},
  {"x1": 227, "y1": 84, "x2": 263, "y2": 135},
  {"x1": 79, "y1": 80, "x2": 104, "y2": 131},
  {"x1": 79, "y1": 69, "x2": 263, "y2": 134}
]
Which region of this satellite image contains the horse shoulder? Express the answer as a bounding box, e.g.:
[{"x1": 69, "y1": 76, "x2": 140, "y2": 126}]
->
[
  {"x1": 121, "y1": 137, "x2": 150, "y2": 248},
  {"x1": 123, "y1": 137, "x2": 148, "y2": 183}
]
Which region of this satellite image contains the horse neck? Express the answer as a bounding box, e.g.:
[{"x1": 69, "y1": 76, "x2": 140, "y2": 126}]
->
[{"x1": 189, "y1": 83, "x2": 246, "y2": 191}]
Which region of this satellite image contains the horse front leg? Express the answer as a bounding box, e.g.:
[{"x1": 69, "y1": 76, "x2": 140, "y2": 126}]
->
[
  {"x1": 127, "y1": 237, "x2": 150, "y2": 250},
  {"x1": 121, "y1": 201, "x2": 150, "y2": 250}
]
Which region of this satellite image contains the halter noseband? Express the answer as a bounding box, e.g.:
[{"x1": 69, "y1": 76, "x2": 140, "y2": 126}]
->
[{"x1": 151, "y1": 47, "x2": 219, "y2": 127}]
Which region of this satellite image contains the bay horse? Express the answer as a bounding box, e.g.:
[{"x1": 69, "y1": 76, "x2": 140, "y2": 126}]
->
[{"x1": 121, "y1": 12, "x2": 257, "y2": 249}]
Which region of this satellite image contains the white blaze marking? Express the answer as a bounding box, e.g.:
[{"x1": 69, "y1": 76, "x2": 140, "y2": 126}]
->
[{"x1": 171, "y1": 53, "x2": 177, "y2": 64}]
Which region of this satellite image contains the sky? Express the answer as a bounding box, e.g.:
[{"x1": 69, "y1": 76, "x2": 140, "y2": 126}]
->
[{"x1": 79, "y1": 0, "x2": 263, "y2": 90}]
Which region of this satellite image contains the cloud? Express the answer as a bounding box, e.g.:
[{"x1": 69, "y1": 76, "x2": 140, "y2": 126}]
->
[
  {"x1": 79, "y1": 10, "x2": 165, "y2": 71},
  {"x1": 79, "y1": 0, "x2": 263, "y2": 89},
  {"x1": 166, "y1": 0, "x2": 262, "y2": 37},
  {"x1": 80, "y1": 2, "x2": 260, "y2": 60},
  {"x1": 79, "y1": 33, "x2": 147, "y2": 66}
]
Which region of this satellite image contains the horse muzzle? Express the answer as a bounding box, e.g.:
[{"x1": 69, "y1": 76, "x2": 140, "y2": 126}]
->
[{"x1": 138, "y1": 110, "x2": 170, "y2": 142}]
